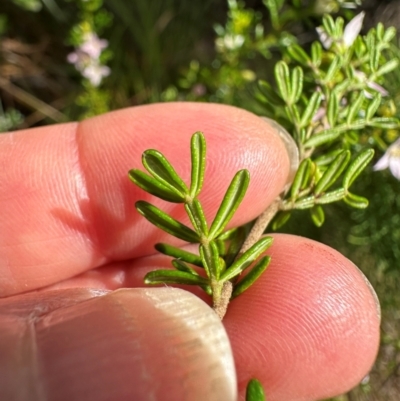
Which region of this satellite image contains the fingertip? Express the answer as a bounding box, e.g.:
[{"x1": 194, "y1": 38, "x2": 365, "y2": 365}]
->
[{"x1": 224, "y1": 234, "x2": 380, "y2": 401}]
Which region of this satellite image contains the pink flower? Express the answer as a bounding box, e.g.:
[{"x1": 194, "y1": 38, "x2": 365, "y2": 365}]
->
[
  {"x1": 80, "y1": 32, "x2": 108, "y2": 60},
  {"x1": 67, "y1": 31, "x2": 110, "y2": 87},
  {"x1": 343, "y1": 12, "x2": 365, "y2": 47},
  {"x1": 82, "y1": 62, "x2": 111, "y2": 87},
  {"x1": 317, "y1": 12, "x2": 365, "y2": 49},
  {"x1": 373, "y1": 138, "x2": 400, "y2": 180}
]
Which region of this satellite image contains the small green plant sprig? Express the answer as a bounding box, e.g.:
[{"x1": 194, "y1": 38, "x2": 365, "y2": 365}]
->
[
  {"x1": 129, "y1": 131, "x2": 273, "y2": 320},
  {"x1": 252, "y1": 13, "x2": 400, "y2": 233}
]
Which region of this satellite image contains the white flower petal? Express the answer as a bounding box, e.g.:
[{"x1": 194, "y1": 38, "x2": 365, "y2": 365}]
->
[
  {"x1": 316, "y1": 26, "x2": 332, "y2": 49},
  {"x1": 82, "y1": 62, "x2": 110, "y2": 86},
  {"x1": 312, "y1": 107, "x2": 326, "y2": 122},
  {"x1": 67, "y1": 52, "x2": 79, "y2": 64},
  {"x1": 80, "y1": 32, "x2": 108, "y2": 59},
  {"x1": 389, "y1": 157, "x2": 400, "y2": 180},
  {"x1": 367, "y1": 81, "x2": 389, "y2": 96},
  {"x1": 343, "y1": 11, "x2": 365, "y2": 47},
  {"x1": 373, "y1": 153, "x2": 390, "y2": 171}
]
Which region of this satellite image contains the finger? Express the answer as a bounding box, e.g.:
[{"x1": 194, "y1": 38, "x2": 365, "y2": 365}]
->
[
  {"x1": 224, "y1": 234, "x2": 380, "y2": 401},
  {"x1": 45, "y1": 234, "x2": 380, "y2": 400},
  {"x1": 0, "y1": 102, "x2": 290, "y2": 296},
  {"x1": 0, "y1": 288, "x2": 237, "y2": 401}
]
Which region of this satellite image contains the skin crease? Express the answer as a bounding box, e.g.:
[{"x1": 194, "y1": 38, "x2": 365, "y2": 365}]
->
[{"x1": 0, "y1": 103, "x2": 380, "y2": 401}]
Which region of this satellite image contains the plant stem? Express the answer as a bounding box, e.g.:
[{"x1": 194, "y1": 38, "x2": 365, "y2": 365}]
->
[
  {"x1": 213, "y1": 281, "x2": 233, "y2": 320},
  {"x1": 211, "y1": 197, "x2": 281, "y2": 320},
  {"x1": 238, "y1": 197, "x2": 281, "y2": 255}
]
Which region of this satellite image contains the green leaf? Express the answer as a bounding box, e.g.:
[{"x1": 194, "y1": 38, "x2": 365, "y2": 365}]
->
[
  {"x1": 275, "y1": 61, "x2": 291, "y2": 101},
  {"x1": 272, "y1": 210, "x2": 291, "y2": 230},
  {"x1": 375, "y1": 59, "x2": 399, "y2": 77},
  {"x1": 314, "y1": 149, "x2": 344, "y2": 167},
  {"x1": 346, "y1": 92, "x2": 365, "y2": 124},
  {"x1": 291, "y1": 66, "x2": 303, "y2": 104},
  {"x1": 144, "y1": 269, "x2": 210, "y2": 290},
  {"x1": 303, "y1": 129, "x2": 341, "y2": 148},
  {"x1": 342, "y1": 149, "x2": 374, "y2": 189},
  {"x1": 128, "y1": 169, "x2": 185, "y2": 203},
  {"x1": 300, "y1": 92, "x2": 323, "y2": 127},
  {"x1": 185, "y1": 199, "x2": 208, "y2": 235},
  {"x1": 263, "y1": 0, "x2": 281, "y2": 30},
  {"x1": 200, "y1": 242, "x2": 222, "y2": 279},
  {"x1": 322, "y1": 14, "x2": 336, "y2": 36},
  {"x1": 258, "y1": 80, "x2": 285, "y2": 105},
  {"x1": 246, "y1": 379, "x2": 266, "y2": 401},
  {"x1": 377, "y1": 23, "x2": 385, "y2": 41},
  {"x1": 291, "y1": 158, "x2": 312, "y2": 199},
  {"x1": 311, "y1": 41, "x2": 322, "y2": 67},
  {"x1": 189, "y1": 132, "x2": 206, "y2": 198},
  {"x1": 324, "y1": 55, "x2": 342, "y2": 83},
  {"x1": 293, "y1": 195, "x2": 315, "y2": 209},
  {"x1": 315, "y1": 188, "x2": 346, "y2": 204},
  {"x1": 142, "y1": 149, "x2": 188, "y2": 196},
  {"x1": 287, "y1": 44, "x2": 310, "y2": 65},
  {"x1": 224, "y1": 226, "x2": 247, "y2": 266},
  {"x1": 232, "y1": 256, "x2": 271, "y2": 298},
  {"x1": 221, "y1": 236, "x2": 273, "y2": 281},
  {"x1": 383, "y1": 26, "x2": 396, "y2": 42},
  {"x1": 343, "y1": 192, "x2": 369, "y2": 208},
  {"x1": 367, "y1": 117, "x2": 400, "y2": 129},
  {"x1": 333, "y1": 78, "x2": 351, "y2": 97},
  {"x1": 217, "y1": 227, "x2": 239, "y2": 241},
  {"x1": 369, "y1": 37, "x2": 380, "y2": 72},
  {"x1": 310, "y1": 205, "x2": 325, "y2": 227},
  {"x1": 208, "y1": 169, "x2": 250, "y2": 239},
  {"x1": 172, "y1": 259, "x2": 199, "y2": 275},
  {"x1": 155, "y1": 243, "x2": 203, "y2": 267},
  {"x1": 314, "y1": 150, "x2": 350, "y2": 195},
  {"x1": 327, "y1": 91, "x2": 339, "y2": 127},
  {"x1": 135, "y1": 201, "x2": 200, "y2": 243},
  {"x1": 366, "y1": 93, "x2": 382, "y2": 121}
]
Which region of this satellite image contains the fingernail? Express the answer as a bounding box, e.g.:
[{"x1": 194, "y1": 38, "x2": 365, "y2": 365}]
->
[
  {"x1": 261, "y1": 117, "x2": 299, "y2": 185},
  {"x1": 352, "y1": 265, "x2": 381, "y2": 322}
]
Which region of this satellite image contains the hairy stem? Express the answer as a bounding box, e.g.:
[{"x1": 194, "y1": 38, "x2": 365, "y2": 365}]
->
[
  {"x1": 211, "y1": 198, "x2": 281, "y2": 320},
  {"x1": 213, "y1": 281, "x2": 233, "y2": 320},
  {"x1": 238, "y1": 197, "x2": 281, "y2": 256}
]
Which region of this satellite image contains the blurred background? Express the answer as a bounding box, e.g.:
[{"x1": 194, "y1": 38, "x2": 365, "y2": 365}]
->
[{"x1": 0, "y1": 0, "x2": 399, "y2": 399}]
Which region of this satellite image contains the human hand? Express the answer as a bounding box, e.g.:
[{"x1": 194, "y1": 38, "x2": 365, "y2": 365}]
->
[{"x1": 0, "y1": 103, "x2": 380, "y2": 401}]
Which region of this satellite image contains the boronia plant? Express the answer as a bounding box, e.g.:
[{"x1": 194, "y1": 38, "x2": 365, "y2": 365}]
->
[
  {"x1": 129, "y1": 131, "x2": 273, "y2": 321},
  {"x1": 129, "y1": 131, "x2": 272, "y2": 400}
]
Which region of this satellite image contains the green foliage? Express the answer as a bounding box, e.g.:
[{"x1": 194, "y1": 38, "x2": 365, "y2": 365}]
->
[
  {"x1": 246, "y1": 378, "x2": 266, "y2": 401},
  {"x1": 259, "y1": 15, "x2": 400, "y2": 229},
  {"x1": 0, "y1": 104, "x2": 24, "y2": 132},
  {"x1": 11, "y1": 0, "x2": 41, "y2": 12},
  {"x1": 129, "y1": 132, "x2": 273, "y2": 305}
]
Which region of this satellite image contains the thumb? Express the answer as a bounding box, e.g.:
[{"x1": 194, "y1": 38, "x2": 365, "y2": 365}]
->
[{"x1": 0, "y1": 288, "x2": 236, "y2": 401}]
